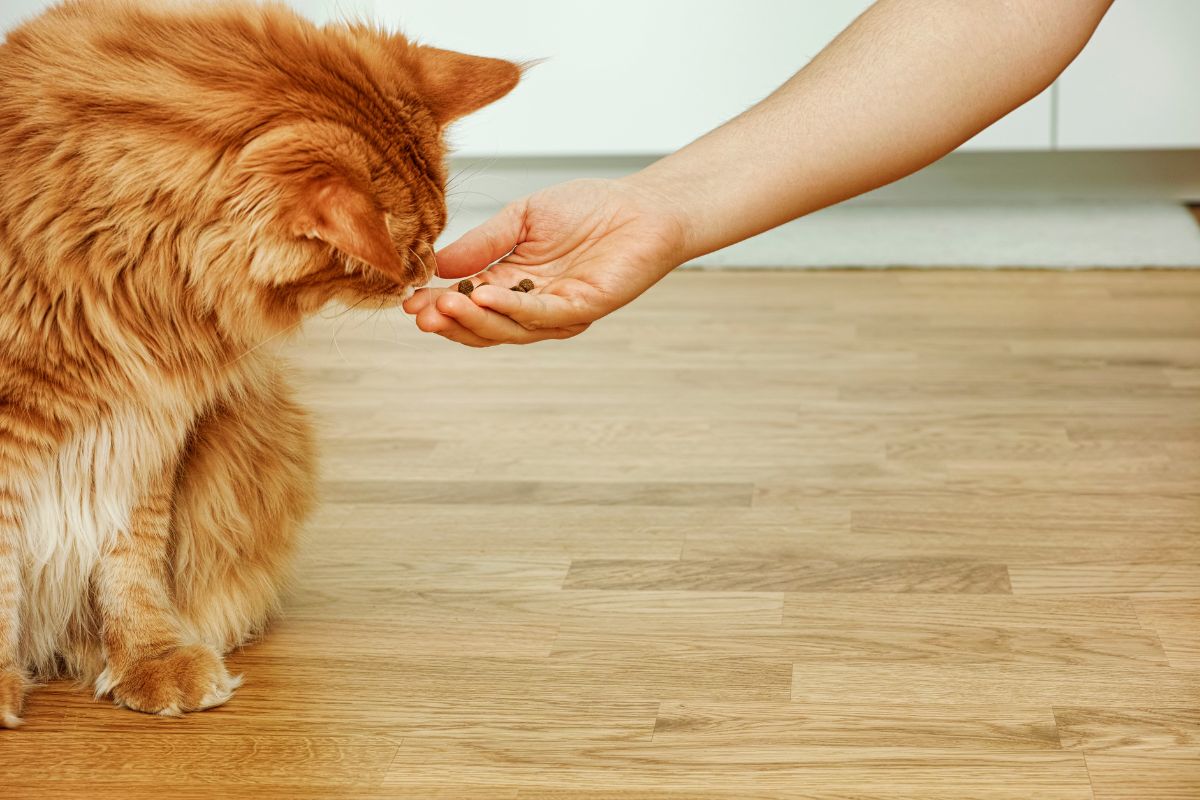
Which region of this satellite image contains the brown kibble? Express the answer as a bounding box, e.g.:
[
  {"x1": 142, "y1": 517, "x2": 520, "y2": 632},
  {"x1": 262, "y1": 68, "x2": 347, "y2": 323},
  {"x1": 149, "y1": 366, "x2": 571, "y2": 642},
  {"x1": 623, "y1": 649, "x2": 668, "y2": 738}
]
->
[
  {"x1": 518, "y1": 278, "x2": 535, "y2": 292},
  {"x1": 457, "y1": 279, "x2": 474, "y2": 296}
]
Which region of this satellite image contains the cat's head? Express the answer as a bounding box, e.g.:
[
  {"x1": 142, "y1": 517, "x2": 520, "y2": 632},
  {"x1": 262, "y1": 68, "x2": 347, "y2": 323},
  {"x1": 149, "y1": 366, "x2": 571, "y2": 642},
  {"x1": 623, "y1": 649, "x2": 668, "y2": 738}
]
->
[
  {"x1": 7, "y1": 1, "x2": 519, "y2": 337},
  {"x1": 223, "y1": 35, "x2": 521, "y2": 329}
]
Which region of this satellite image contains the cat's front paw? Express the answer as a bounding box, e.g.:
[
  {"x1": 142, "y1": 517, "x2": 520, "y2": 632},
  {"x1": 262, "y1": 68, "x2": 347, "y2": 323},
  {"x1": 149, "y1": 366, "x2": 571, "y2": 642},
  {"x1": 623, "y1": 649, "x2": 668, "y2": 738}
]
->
[
  {"x1": 98, "y1": 644, "x2": 242, "y2": 716},
  {"x1": 1, "y1": 666, "x2": 29, "y2": 729}
]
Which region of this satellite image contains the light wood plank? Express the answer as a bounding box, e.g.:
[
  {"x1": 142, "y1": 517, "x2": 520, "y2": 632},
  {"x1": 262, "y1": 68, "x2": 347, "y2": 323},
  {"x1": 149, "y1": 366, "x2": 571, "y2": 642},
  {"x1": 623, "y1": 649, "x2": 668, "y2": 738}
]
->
[
  {"x1": 563, "y1": 558, "x2": 1011, "y2": 593},
  {"x1": 653, "y1": 702, "x2": 1061, "y2": 750},
  {"x1": 284, "y1": 589, "x2": 785, "y2": 626},
  {"x1": 225, "y1": 651, "x2": 794, "y2": 704},
  {"x1": 322, "y1": 479, "x2": 754, "y2": 507},
  {"x1": 1084, "y1": 753, "x2": 1200, "y2": 800},
  {"x1": 550, "y1": 622, "x2": 1167, "y2": 666},
  {"x1": 1009, "y1": 564, "x2": 1200, "y2": 597},
  {"x1": 263, "y1": 617, "x2": 561, "y2": 659},
  {"x1": 0, "y1": 734, "x2": 397, "y2": 786},
  {"x1": 294, "y1": 556, "x2": 571, "y2": 592},
  {"x1": 782, "y1": 593, "x2": 1144, "y2": 630},
  {"x1": 791, "y1": 664, "x2": 1200, "y2": 706},
  {"x1": 5, "y1": 786, "x2": 514, "y2": 800},
  {"x1": 384, "y1": 740, "x2": 1093, "y2": 797},
  {"x1": 1054, "y1": 707, "x2": 1200, "y2": 752},
  {"x1": 1134, "y1": 599, "x2": 1200, "y2": 667}
]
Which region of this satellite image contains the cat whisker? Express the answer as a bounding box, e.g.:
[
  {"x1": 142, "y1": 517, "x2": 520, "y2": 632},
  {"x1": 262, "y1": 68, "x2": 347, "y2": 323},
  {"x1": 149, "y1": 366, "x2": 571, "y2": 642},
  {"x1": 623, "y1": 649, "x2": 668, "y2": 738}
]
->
[
  {"x1": 408, "y1": 246, "x2": 435, "y2": 280},
  {"x1": 444, "y1": 157, "x2": 498, "y2": 194},
  {"x1": 327, "y1": 291, "x2": 383, "y2": 363},
  {"x1": 222, "y1": 321, "x2": 304, "y2": 369}
]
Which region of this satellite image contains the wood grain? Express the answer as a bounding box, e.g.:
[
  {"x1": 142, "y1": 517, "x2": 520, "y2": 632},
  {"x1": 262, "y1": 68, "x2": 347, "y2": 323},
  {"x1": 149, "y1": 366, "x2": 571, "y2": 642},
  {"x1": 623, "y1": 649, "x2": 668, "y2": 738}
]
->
[
  {"x1": 1054, "y1": 706, "x2": 1200, "y2": 752},
  {"x1": 1009, "y1": 564, "x2": 1200, "y2": 597},
  {"x1": 1084, "y1": 753, "x2": 1200, "y2": 800},
  {"x1": 550, "y1": 622, "x2": 1167, "y2": 666},
  {"x1": 16, "y1": 269, "x2": 1200, "y2": 799},
  {"x1": 563, "y1": 558, "x2": 1011, "y2": 593},
  {"x1": 384, "y1": 740, "x2": 1095, "y2": 797},
  {"x1": 791, "y1": 664, "x2": 1200, "y2": 706},
  {"x1": 652, "y1": 702, "x2": 1062, "y2": 750},
  {"x1": 1134, "y1": 599, "x2": 1200, "y2": 667}
]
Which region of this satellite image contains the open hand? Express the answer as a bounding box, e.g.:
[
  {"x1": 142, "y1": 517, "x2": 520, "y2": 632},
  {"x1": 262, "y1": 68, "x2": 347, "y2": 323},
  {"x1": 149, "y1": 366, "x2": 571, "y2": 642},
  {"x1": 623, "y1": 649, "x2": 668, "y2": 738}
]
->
[{"x1": 403, "y1": 178, "x2": 689, "y2": 346}]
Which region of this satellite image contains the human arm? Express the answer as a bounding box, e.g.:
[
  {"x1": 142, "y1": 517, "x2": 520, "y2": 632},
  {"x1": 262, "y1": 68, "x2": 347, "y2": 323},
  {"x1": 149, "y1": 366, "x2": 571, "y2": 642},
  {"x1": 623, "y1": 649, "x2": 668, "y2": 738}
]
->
[{"x1": 405, "y1": 0, "x2": 1114, "y2": 346}]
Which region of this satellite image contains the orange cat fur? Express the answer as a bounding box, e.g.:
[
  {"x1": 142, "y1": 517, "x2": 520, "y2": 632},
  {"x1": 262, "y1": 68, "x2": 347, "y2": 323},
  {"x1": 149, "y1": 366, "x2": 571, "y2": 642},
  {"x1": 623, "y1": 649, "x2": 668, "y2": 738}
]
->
[{"x1": 0, "y1": 0, "x2": 518, "y2": 725}]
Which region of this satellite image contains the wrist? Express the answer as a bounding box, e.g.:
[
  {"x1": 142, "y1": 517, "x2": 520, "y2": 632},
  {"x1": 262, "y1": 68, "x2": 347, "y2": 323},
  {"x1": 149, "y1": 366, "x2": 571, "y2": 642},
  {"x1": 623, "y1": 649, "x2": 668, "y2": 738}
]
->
[{"x1": 617, "y1": 169, "x2": 704, "y2": 265}]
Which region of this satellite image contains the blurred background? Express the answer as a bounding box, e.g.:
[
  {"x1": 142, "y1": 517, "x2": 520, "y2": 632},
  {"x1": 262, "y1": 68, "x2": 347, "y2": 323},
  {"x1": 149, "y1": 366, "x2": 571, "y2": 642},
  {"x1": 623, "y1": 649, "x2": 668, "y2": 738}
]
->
[{"x1": 4, "y1": 0, "x2": 1197, "y2": 267}]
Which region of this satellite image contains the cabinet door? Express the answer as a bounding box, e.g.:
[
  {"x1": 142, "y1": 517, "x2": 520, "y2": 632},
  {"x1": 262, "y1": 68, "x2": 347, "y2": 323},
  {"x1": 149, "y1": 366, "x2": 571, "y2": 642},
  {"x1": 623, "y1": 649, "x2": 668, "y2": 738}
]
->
[
  {"x1": 0, "y1": 0, "x2": 50, "y2": 32},
  {"x1": 1056, "y1": 0, "x2": 1200, "y2": 149},
  {"x1": 379, "y1": 0, "x2": 874, "y2": 157},
  {"x1": 1, "y1": 0, "x2": 1053, "y2": 154},
  {"x1": 378, "y1": 0, "x2": 1054, "y2": 156}
]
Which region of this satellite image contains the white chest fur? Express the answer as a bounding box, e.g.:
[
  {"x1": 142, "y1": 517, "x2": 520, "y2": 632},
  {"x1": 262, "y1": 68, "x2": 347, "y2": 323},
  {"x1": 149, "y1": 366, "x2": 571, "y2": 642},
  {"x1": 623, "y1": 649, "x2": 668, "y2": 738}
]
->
[{"x1": 20, "y1": 404, "x2": 190, "y2": 673}]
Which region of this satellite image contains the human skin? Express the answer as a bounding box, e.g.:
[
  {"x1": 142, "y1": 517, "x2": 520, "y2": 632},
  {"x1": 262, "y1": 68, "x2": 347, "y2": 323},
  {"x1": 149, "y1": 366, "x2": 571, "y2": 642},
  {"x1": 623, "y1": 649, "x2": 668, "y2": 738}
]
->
[{"x1": 404, "y1": 0, "x2": 1115, "y2": 347}]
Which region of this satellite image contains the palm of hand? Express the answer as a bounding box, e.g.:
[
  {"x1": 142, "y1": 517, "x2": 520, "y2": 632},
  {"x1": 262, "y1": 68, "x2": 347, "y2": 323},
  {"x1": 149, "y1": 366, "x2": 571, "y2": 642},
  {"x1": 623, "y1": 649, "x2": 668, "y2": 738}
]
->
[{"x1": 403, "y1": 179, "x2": 686, "y2": 346}]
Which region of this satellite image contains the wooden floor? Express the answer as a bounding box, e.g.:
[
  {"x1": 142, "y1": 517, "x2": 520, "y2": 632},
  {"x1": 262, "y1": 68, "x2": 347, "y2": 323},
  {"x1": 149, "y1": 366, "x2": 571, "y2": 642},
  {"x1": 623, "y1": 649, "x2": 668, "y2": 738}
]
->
[{"x1": 9, "y1": 270, "x2": 1200, "y2": 799}]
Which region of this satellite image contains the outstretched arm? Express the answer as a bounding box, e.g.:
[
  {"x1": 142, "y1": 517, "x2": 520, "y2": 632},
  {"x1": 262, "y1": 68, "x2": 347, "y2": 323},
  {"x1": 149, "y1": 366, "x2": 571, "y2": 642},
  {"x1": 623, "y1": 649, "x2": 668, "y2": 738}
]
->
[{"x1": 406, "y1": 0, "x2": 1114, "y2": 346}]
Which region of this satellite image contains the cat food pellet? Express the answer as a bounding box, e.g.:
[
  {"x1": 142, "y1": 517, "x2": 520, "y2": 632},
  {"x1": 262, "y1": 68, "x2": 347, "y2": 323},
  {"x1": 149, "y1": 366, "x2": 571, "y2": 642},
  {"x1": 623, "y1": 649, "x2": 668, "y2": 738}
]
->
[{"x1": 457, "y1": 279, "x2": 474, "y2": 296}]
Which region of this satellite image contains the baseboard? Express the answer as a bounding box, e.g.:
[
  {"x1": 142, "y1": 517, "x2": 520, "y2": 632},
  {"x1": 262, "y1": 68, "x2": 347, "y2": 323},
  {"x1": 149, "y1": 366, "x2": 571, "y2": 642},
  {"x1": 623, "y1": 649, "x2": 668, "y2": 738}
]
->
[
  {"x1": 446, "y1": 150, "x2": 1200, "y2": 208},
  {"x1": 440, "y1": 151, "x2": 1200, "y2": 269}
]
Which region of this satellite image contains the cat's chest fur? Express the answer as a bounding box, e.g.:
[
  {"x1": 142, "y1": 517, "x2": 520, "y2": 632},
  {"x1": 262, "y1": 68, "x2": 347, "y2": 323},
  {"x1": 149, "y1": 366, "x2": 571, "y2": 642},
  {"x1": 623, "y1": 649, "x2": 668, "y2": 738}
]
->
[{"x1": 20, "y1": 395, "x2": 196, "y2": 673}]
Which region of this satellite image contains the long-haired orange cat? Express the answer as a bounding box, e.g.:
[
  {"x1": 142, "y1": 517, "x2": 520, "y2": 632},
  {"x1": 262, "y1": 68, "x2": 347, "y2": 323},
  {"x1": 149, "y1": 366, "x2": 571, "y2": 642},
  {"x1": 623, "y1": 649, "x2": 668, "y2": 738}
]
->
[{"x1": 0, "y1": 0, "x2": 517, "y2": 725}]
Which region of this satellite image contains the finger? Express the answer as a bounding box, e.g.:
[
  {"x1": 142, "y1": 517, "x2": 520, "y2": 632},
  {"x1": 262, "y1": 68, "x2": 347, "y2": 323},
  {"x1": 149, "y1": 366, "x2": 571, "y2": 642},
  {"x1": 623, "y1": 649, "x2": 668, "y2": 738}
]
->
[
  {"x1": 469, "y1": 283, "x2": 593, "y2": 330},
  {"x1": 435, "y1": 200, "x2": 528, "y2": 279},
  {"x1": 403, "y1": 271, "x2": 511, "y2": 316},
  {"x1": 434, "y1": 290, "x2": 544, "y2": 343},
  {"x1": 432, "y1": 320, "x2": 498, "y2": 348},
  {"x1": 403, "y1": 287, "x2": 438, "y2": 315},
  {"x1": 413, "y1": 301, "x2": 496, "y2": 347},
  {"x1": 433, "y1": 291, "x2": 586, "y2": 345}
]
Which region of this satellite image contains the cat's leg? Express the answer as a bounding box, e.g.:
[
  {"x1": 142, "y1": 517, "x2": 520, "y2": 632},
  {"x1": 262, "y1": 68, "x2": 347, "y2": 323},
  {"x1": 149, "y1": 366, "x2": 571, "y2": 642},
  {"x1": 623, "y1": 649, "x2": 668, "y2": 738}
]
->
[
  {"x1": 0, "y1": 487, "x2": 29, "y2": 729},
  {"x1": 172, "y1": 372, "x2": 315, "y2": 652},
  {"x1": 0, "y1": 416, "x2": 47, "y2": 729},
  {"x1": 94, "y1": 469, "x2": 239, "y2": 716}
]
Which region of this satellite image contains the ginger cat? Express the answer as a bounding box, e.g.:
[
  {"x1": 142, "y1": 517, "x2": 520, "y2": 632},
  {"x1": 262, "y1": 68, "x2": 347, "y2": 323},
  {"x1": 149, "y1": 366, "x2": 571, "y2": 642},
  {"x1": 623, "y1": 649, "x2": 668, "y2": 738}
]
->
[{"x1": 0, "y1": 0, "x2": 518, "y2": 725}]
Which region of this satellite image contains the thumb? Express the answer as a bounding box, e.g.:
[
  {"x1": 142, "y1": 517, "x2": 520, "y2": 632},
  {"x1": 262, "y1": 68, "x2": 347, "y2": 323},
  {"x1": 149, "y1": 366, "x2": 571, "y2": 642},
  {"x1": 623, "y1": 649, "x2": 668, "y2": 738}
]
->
[{"x1": 435, "y1": 200, "x2": 528, "y2": 279}]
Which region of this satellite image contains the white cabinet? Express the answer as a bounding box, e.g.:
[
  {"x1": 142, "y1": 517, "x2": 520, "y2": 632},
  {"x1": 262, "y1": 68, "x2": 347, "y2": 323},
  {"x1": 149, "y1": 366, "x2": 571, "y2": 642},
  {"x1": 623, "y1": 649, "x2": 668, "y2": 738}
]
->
[
  {"x1": 380, "y1": 0, "x2": 870, "y2": 156},
  {"x1": 375, "y1": 0, "x2": 1050, "y2": 156},
  {"x1": 1056, "y1": 0, "x2": 1200, "y2": 149},
  {"x1": 0, "y1": 0, "x2": 47, "y2": 32}
]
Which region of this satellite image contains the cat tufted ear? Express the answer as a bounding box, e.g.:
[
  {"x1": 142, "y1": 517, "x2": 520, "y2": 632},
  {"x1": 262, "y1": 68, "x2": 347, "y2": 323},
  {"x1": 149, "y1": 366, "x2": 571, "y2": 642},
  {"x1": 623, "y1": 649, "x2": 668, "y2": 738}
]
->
[
  {"x1": 238, "y1": 123, "x2": 409, "y2": 283},
  {"x1": 415, "y1": 46, "x2": 521, "y2": 124},
  {"x1": 289, "y1": 176, "x2": 407, "y2": 282}
]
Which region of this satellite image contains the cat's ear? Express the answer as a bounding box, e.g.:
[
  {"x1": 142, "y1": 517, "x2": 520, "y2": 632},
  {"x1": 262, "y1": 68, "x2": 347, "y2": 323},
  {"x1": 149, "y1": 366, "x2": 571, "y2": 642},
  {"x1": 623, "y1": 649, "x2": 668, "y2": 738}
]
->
[
  {"x1": 238, "y1": 123, "x2": 407, "y2": 283},
  {"x1": 415, "y1": 46, "x2": 521, "y2": 124},
  {"x1": 288, "y1": 176, "x2": 407, "y2": 283}
]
